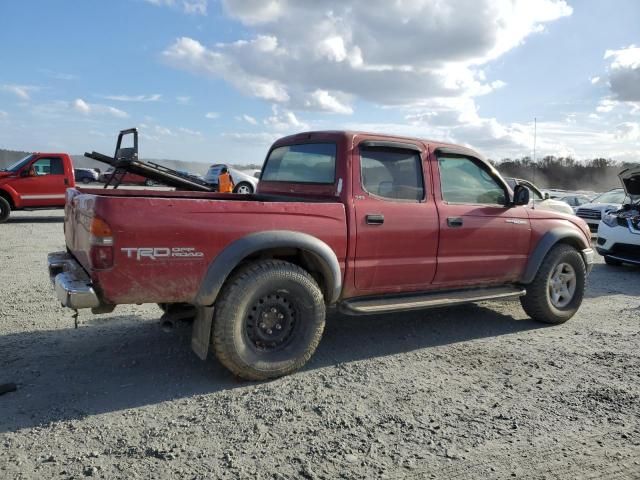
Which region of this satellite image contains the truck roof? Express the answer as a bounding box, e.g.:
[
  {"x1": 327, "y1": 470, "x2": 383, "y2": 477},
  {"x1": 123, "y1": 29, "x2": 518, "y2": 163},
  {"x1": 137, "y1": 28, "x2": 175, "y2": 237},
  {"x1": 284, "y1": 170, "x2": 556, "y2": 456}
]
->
[{"x1": 271, "y1": 130, "x2": 482, "y2": 158}]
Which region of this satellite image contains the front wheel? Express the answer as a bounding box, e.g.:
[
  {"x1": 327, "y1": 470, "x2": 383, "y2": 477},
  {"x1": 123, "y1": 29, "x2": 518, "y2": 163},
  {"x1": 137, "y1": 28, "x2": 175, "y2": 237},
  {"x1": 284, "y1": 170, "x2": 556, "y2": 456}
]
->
[
  {"x1": 233, "y1": 182, "x2": 254, "y2": 194},
  {"x1": 520, "y1": 244, "x2": 586, "y2": 324},
  {"x1": 0, "y1": 196, "x2": 11, "y2": 223},
  {"x1": 213, "y1": 260, "x2": 326, "y2": 380}
]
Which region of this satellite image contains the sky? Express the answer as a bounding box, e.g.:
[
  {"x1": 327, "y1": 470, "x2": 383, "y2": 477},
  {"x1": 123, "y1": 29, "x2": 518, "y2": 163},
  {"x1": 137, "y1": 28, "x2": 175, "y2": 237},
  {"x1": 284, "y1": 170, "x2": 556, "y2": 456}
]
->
[{"x1": 0, "y1": 0, "x2": 639, "y2": 167}]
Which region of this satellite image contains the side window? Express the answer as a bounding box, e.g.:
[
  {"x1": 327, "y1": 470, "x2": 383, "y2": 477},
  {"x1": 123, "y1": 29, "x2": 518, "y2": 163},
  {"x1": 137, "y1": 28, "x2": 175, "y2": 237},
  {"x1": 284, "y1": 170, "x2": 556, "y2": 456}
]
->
[
  {"x1": 360, "y1": 147, "x2": 424, "y2": 201},
  {"x1": 438, "y1": 156, "x2": 506, "y2": 205},
  {"x1": 32, "y1": 157, "x2": 64, "y2": 176}
]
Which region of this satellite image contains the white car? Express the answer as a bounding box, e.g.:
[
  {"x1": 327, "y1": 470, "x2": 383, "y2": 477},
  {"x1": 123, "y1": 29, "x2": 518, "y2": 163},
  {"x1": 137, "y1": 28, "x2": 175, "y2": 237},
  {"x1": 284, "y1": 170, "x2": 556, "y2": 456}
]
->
[
  {"x1": 576, "y1": 188, "x2": 628, "y2": 235},
  {"x1": 204, "y1": 164, "x2": 259, "y2": 194},
  {"x1": 505, "y1": 178, "x2": 574, "y2": 215},
  {"x1": 596, "y1": 167, "x2": 640, "y2": 266}
]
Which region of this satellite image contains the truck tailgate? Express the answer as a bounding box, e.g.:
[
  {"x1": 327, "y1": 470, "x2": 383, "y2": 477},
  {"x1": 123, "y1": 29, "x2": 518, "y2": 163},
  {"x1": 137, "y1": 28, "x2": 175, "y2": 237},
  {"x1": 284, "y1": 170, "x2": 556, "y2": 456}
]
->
[{"x1": 65, "y1": 189, "x2": 347, "y2": 305}]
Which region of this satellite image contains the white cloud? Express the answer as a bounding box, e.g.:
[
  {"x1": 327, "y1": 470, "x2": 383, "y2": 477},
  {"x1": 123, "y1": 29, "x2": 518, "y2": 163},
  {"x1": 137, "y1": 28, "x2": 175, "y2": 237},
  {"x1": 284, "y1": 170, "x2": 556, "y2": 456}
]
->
[
  {"x1": 178, "y1": 127, "x2": 202, "y2": 136},
  {"x1": 101, "y1": 94, "x2": 162, "y2": 102},
  {"x1": 222, "y1": 131, "x2": 281, "y2": 145},
  {"x1": 1, "y1": 84, "x2": 39, "y2": 101},
  {"x1": 164, "y1": 1, "x2": 570, "y2": 113},
  {"x1": 614, "y1": 122, "x2": 640, "y2": 142},
  {"x1": 264, "y1": 105, "x2": 308, "y2": 131},
  {"x1": 241, "y1": 114, "x2": 257, "y2": 125},
  {"x1": 0, "y1": 110, "x2": 7, "y2": 119},
  {"x1": 205, "y1": 111, "x2": 220, "y2": 119},
  {"x1": 304, "y1": 90, "x2": 353, "y2": 114},
  {"x1": 604, "y1": 45, "x2": 640, "y2": 103},
  {"x1": 72, "y1": 98, "x2": 128, "y2": 118},
  {"x1": 176, "y1": 95, "x2": 192, "y2": 104},
  {"x1": 144, "y1": 0, "x2": 207, "y2": 15}
]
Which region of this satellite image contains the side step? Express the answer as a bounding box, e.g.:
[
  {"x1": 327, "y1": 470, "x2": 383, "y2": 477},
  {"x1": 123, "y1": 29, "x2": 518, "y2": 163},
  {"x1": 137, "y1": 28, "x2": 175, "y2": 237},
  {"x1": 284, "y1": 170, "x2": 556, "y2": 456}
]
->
[{"x1": 340, "y1": 286, "x2": 526, "y2": 315}]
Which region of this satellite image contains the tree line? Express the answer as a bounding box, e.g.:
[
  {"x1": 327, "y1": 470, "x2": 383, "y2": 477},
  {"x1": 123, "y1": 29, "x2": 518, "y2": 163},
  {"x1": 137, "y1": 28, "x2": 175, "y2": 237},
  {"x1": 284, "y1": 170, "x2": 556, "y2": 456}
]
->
[{"x1": 493, "y1": 156, "x2": 639, "y2": 193}]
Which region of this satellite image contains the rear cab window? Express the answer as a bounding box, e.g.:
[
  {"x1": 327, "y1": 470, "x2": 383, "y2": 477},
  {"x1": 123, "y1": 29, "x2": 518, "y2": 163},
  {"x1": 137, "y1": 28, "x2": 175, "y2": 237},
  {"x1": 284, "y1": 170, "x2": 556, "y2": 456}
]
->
[
  {"x1": 360, "y1": 147, "x2": 425, "y2": 201},
  {"x1": 262, "y1": 143, "x2": 336, "y2": 184}
]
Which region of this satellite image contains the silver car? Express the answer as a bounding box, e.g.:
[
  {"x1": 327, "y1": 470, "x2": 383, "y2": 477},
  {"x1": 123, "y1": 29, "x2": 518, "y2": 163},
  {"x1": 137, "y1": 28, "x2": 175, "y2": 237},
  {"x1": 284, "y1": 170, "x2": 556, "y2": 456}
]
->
[{"x1": 204, "y1": 164, "x2": 259, "y2": 194}]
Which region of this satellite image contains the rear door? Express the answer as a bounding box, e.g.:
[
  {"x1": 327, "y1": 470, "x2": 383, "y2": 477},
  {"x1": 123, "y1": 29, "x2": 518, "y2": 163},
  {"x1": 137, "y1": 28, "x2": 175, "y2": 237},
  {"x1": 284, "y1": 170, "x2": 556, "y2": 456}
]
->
[
  {"x1": 15, "y1": 156, "x2": 68, "y2": 207},
  {"x1": 353, "y1": 140, "x2": 439, "y2": 295},
  {"x1": 432, "y1": 152, "x2": 530, "y2": 285}
]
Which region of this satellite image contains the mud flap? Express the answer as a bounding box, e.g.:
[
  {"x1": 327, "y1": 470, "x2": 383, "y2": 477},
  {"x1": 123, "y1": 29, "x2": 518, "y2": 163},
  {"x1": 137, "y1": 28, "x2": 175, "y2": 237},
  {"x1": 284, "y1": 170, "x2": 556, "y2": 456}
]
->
[{"x1": 191, "y1": 306, "x2": 214, "y2": 360}]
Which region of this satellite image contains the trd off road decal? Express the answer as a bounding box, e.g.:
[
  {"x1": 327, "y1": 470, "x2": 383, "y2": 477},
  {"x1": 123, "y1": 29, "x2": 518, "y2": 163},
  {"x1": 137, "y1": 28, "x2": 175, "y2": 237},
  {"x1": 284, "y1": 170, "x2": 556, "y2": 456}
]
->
[{"x1": 121, "y1": 247, "x2": 204, "y2": 261}]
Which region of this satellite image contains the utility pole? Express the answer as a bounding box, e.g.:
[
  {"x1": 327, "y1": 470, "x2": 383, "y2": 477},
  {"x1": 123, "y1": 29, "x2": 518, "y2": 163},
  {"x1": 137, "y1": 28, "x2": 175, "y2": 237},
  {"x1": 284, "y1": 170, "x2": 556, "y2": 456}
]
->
[{"x1": 532, "y1": 117, "x2": 537, "y2": 184}]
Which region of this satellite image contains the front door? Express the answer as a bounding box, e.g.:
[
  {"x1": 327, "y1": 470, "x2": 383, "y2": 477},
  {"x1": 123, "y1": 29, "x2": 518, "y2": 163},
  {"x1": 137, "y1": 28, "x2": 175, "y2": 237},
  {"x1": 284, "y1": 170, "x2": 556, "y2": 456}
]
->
[
  {"x1": 15, "y1": 156, "x2": 67, "y2": 207},
  {"x1": 433, "y1": 153, "x2": 531, "y2": 285},
  {"x1": 353, "y1": 141, "x2": 439, "y2": 295}
]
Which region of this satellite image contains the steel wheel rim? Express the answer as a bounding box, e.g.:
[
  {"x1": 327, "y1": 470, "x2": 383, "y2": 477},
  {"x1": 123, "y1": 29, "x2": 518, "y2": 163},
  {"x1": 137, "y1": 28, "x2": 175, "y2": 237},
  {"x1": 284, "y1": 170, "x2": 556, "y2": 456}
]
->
[
  {"x1": 548, "y1": 262, "x2": 576, "y2": 308},
  {"x1": 245, "y1": 293, "x2": 297, "y2": 352},
  {"x1": 236, "y1": 184, "x2": 252, "y2": 194}
]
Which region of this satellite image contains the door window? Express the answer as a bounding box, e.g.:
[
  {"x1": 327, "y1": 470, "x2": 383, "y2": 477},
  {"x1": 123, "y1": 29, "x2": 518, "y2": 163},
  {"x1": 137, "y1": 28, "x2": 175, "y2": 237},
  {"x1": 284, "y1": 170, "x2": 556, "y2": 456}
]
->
[
  {"x1": 438, "y1": 156, "x2": 506, "y2": 205},
  {"x1": 32, "y1": 157, "x2": 64, "y2": 176},
  {"x1": 360, "y1": 147, "x2": 424, "y2": 201}
]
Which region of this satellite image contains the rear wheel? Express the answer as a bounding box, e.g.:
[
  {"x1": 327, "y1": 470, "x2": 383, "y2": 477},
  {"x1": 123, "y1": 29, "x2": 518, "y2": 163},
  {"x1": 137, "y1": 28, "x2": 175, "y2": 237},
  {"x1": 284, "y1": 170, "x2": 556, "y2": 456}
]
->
[
  {"x1": 0, "y1": 197, "x2": 11, "y2": 223},
  {"x1": 604, "y1": 255, "x2": 622, "y2": 266},
  {"x1": 520, "y1": 244, "x2": 586, "y2": 324},
  {"x1": 81, "y1": 177, "x2": 91, "y2": 184},
  {"x1": 233, "y1": 182, "x2": 254, "y2": 194},
  {"x1": 213, "y1": 260, "x2": 326, "y2": 380}
]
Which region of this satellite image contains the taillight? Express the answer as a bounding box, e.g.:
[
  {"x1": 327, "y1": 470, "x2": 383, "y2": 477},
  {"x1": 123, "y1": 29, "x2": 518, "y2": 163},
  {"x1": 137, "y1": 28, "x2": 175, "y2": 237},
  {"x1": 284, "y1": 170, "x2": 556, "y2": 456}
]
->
[{"x1": 89, "y1": 216, "x2": 114, "y2": 269}]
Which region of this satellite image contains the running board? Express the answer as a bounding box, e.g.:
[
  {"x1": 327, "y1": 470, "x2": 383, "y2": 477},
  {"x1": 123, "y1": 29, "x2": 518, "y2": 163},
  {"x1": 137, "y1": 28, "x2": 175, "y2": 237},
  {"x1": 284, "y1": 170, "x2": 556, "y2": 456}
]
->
[{"x1": 340, "y1": 286, "x2": 526, "y2": 315}]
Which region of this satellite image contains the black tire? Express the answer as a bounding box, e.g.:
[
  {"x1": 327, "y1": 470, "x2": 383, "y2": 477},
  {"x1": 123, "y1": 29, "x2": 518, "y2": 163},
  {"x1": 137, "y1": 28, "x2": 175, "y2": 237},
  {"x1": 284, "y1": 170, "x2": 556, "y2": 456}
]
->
[
  {"x1": 213, "y1": 260, "x2": 326, "y2": 380},
  {"x1": 81, "y1": 177, "x2": 91, "y2": 184},
  {"x1": 233, "y1": 182, "x2": 254, "y2": 194},
  {"x1": 520, "y1": 244, "x2": 586, "y2": 324},
  {"x1": 604, "y1": 255, "x2": 622, "y2": 266},
  {"x1": 0, "y1": 196, "x2": 11, "y2": 223}
]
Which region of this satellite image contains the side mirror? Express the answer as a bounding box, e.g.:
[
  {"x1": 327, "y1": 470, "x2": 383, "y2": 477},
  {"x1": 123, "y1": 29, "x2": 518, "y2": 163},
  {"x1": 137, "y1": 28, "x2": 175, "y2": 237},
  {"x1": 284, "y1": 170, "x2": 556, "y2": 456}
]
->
[
  {"x1": 513, "y1": 185, "x2": 530, "y2": 206},
  {"x1": 544, "y1": 192, "x2": 550, "y2": 200},
  {"x1": 21, "y1": 167, "x2": 35, "y2": 177},
  {"x1": 253, "y1": 172, "x2": 261, "y2": 179}
]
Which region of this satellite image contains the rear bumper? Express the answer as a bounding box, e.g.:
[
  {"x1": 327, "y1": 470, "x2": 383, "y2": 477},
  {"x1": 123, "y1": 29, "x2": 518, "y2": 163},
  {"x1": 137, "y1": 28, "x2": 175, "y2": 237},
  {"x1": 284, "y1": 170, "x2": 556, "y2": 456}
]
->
[{"x1": 47, "y1": 251, "x2": 100, "y2": 309}]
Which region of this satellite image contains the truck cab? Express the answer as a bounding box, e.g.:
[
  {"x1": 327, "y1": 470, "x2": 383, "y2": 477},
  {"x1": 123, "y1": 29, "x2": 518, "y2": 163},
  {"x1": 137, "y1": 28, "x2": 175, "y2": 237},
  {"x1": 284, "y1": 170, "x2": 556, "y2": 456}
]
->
[{"x1": 0, "y1": 153, "x2": 75, "y2": 222}]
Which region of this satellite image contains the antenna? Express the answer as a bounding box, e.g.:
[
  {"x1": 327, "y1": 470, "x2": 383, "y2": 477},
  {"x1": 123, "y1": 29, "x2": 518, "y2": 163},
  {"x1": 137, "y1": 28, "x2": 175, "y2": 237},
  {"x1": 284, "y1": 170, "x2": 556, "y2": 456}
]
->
[{"x1": 533, "y1": 117, "x2": 537, "y2": 184}]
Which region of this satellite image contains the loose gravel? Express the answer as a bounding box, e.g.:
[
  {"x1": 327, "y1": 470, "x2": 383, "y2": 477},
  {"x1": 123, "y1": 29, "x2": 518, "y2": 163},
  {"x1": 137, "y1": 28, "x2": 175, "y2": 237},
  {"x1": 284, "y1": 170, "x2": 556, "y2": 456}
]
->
[{"x1": 1, "y1": 210, "x2": 639, "y2": 479}]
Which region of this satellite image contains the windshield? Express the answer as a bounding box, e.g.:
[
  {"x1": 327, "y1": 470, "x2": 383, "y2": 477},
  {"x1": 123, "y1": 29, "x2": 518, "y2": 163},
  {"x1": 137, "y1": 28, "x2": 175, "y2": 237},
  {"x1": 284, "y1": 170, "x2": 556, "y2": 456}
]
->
[
  {"x1": 3, "y1": 154, "x2": 35, "y2": 172},
  {"x1": 592, "y1": 190, "x2": 626, "y2": 204},
  {"x1": 262, "y1": 143, "x2": 336, "y2": 184}
]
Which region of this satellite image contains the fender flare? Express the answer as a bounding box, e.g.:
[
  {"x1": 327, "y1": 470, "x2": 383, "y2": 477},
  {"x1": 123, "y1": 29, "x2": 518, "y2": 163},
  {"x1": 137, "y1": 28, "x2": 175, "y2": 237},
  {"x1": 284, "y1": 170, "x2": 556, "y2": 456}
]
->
[
  {"x1": 0, "y1": 186, "x2": 18, "y2": 209},
  {"x1": 194, "y1": 230, "x2": 343, "y2": 306},
  {"x1": 520, "y1": 227, "x2": 589, "y2": 284}
]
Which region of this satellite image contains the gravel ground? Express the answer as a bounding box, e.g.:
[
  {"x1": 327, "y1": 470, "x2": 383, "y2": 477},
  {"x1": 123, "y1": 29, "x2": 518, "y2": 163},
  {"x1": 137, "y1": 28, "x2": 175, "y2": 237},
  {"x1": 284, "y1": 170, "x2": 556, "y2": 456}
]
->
[{"x1": 1, "y1": 210, "x2": 639, "y2": 479}]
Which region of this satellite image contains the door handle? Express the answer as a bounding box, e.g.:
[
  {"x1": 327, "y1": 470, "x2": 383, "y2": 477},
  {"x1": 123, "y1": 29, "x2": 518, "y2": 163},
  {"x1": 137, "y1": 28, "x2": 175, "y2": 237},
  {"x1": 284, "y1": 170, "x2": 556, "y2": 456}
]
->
[
  {"x1": 447, "y1": 217, "x2": 463, "y2": 228},
  {"x1": 366, "y1": 214, "x2": 385, "y2": 225}
]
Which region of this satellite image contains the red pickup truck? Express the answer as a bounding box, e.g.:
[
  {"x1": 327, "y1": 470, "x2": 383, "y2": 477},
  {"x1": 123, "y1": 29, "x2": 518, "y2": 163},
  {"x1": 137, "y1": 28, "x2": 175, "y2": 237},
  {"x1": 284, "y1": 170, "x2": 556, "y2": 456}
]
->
[
  {"x1": 0, "y1": 153, "x2": 75, "y2": 223},
  {"x1": 48, "y1": 131, "x2": 594, "y2": 380}
]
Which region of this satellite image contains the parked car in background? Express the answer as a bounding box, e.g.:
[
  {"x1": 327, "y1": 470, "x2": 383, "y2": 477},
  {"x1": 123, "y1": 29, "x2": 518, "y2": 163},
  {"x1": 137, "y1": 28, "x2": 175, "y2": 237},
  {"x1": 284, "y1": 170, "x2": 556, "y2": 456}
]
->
[
  {"x1": 74, "y1": 168, "x2": 99, "y2": 184},
  {"x1": 559, "y1": 194, "x2": 593, "y2": 212},
  {"x1": 505, "y1": 178, "x2": 574, "y2": 215},
  {"x1": 99, "y1": 167, "x2": 153, "y2": 186},
  {"x1": 0, "y1": 153, "x2": 75, "y2": 223},
  {"x1": 596, "y1": 167, "x2": 640, "y2": 266},
  {"x1": 576, "y1": 188, "x2": 628, "y2": 234},
  {"x1": 204, "y1": 164, "x2": 258, "y2": 194}
]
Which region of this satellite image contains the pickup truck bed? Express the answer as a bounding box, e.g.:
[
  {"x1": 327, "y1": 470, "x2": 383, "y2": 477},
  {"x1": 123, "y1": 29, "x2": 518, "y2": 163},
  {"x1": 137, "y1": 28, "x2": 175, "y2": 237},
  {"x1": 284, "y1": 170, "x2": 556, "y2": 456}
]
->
[{"x1": 63, "y1": 188, "x2": 346, "y2": 305}]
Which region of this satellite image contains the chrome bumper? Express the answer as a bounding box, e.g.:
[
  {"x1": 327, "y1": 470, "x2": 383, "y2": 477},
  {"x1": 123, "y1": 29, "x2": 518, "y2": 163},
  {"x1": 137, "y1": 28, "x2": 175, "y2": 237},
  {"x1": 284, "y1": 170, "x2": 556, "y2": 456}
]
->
[
  {"x1": 582, "y1": 247, "x2": 595, "y2": 273},
  {"x1": 47, "y1": 251, "x2": 100, "y2": 309}
]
